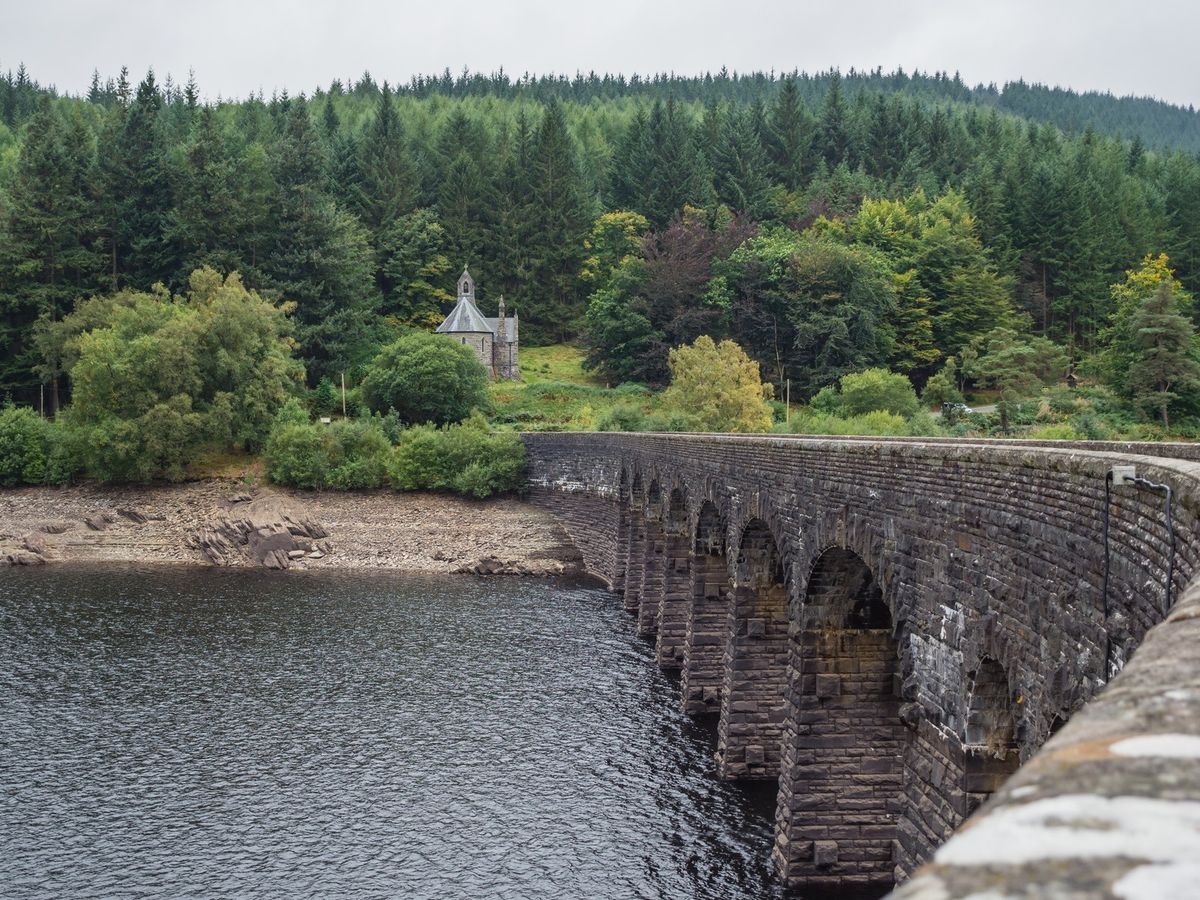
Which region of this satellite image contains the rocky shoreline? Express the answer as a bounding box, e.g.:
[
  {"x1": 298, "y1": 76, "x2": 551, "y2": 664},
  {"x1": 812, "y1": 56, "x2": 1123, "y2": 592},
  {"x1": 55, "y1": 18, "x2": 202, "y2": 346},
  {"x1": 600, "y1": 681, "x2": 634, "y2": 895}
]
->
[{"x1": 0, "y1": 481, "x2": 583, "y2": 577}]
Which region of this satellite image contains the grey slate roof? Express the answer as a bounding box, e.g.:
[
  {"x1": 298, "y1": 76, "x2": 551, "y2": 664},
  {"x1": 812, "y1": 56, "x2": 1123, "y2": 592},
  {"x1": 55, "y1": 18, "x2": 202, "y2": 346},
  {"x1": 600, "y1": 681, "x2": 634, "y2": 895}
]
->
[
  {"x1": 436, "y1": 297, "x2": 492, "y2": 334},
  {"x1": 484, "y1": 317, "x2": 519, "y2": 342}
]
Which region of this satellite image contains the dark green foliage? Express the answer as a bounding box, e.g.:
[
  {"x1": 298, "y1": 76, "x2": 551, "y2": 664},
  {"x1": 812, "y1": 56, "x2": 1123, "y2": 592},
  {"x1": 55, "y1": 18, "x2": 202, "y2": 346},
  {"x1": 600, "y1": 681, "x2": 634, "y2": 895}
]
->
[
  {"x1": 826, "y1": 368, "x2": 921, "y2": 417},
  {"x1": 522, "y1": 99, "x2": 592, "y2": 342},
  {"x1": 261, "y1": 100, "x2": 381, "y2": 380},
  {"x1": 389, "y1": 416, "x2": 525, "y2": 498},
  {"x1": 597, "y1": 401, "x2": 648, "y2": 432},
  {"x1": 52, "y1": 268, "x2": 303, "y2": 481},
  {"x1": 0, "y1": 404, "x2": 54, "y2": 485},
  {"x1": 1127, "y1": 283, "x2": 1200, "y2": 430},
  {"x1": 3, "y1": 61, "x2": 1200, "y2": 430},
  {"x1": 359, "y1": 332, "x2": 489, "y2": 424},
  {"x1": 263, "y1": 403, "x2": 392, "y2": 490}
]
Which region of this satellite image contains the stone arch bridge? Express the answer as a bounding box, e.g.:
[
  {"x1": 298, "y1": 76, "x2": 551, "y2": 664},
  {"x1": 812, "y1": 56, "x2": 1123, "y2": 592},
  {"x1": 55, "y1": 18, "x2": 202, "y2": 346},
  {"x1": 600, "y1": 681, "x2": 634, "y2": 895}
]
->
[{"x1": 523, "y1": 433, "x2": 1200, "y2": 898}]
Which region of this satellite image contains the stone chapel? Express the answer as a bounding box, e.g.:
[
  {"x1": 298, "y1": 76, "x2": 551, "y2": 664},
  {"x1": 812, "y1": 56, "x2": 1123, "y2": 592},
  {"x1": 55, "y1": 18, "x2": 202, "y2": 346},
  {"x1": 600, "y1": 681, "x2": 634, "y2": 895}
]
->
[{"x1": 434, "y1": 267, "x2": 519, "y2": 380}]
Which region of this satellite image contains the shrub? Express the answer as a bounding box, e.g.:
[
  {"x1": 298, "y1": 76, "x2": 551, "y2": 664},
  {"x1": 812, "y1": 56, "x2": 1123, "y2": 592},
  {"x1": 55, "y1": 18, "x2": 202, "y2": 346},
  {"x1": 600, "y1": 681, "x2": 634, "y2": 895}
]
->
[
  {"x1": 0, "y1": 405, "x2": 52, "y2": 485},
  {"x1": 326, "y1": 420, "x2": 391, "y2": 489},
  {"x1": 920, "y1": 370, "x2": 963, "y2": 408},
  {"x1": 263, "y1": 422, "x2": 336, "y2": 489},
  {"x1": 597, "y1": 402, "x2": 648, "y2": 432},
  {"x1": 809, "y1": 386, "x2": 841, "y2": 414},
  {"x1": 836, "y1": 368, "x2": 921, "y2": 417},
  {"x1": 1026, "y1": 423, "x2": 1085, "y2": 440},
  {"x1": 311, "y1": 376, "x2": 339, "y2": 416},
  {"x1": 57, "y1": 269, "x2": 303, "y2": 481},
  {"x1": 264, "y1": 412, "x2": 391, "y2": 490},
  {"x1": 360, "y1": 331, "x2": 489, "y2": 424},
  {"x1": 389, "y1": 416, "x2": 525, "y2": 497},
  {"x1": 643, "y1": 410, "x2": 695, "y2": 432},
  {"x1": 660, "y1": 336, "x2": 773, "y2": 433}
]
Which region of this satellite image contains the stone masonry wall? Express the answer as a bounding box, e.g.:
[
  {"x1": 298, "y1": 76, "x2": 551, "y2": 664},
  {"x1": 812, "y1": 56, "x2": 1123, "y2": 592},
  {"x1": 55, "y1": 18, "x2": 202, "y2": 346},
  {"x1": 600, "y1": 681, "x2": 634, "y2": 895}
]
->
[{"x1": 523, "y1": 433, "x2": 1200, "y2": 895}]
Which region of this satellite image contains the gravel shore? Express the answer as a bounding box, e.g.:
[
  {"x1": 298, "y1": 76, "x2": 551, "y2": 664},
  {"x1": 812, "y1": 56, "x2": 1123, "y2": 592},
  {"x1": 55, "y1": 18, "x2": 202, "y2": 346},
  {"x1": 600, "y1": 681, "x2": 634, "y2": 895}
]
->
[{"x1": 0, "y1": 481, "x2": 583, "y2": 576}]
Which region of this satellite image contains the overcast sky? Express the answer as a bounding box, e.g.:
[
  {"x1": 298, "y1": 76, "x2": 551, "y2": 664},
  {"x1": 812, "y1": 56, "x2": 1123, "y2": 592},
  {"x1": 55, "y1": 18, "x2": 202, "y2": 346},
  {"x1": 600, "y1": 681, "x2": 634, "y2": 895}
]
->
[{"x1": 5, "y1": 0, "x2": 1198, "y2": 107}]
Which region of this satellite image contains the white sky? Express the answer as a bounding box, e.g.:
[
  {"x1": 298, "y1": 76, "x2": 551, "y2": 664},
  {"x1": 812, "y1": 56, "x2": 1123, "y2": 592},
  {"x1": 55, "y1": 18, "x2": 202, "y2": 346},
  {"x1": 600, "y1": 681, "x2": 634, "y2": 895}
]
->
[{"x1": 4, "y1": 0, "x2": 1198, "y2": 108}]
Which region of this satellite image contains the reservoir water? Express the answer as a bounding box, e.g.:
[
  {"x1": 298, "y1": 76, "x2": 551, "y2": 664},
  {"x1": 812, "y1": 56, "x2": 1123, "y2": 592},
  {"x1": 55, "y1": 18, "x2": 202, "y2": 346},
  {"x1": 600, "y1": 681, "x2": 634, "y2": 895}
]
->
[{"x1": 0, "y1": 565, "x2": 786, "y2": 899}]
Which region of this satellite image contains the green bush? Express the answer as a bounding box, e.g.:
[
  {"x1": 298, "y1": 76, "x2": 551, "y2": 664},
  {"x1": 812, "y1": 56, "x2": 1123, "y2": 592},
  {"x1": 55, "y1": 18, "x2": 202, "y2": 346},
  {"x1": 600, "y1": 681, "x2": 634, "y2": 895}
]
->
[
  {"x1": 836, "y1": 368, "x2": 921, "y2": 417},
  {"x1": 389, "y1": 416, "x2": 525, "y2": 497},
  {"x1": 1026, "y1": 423, "x2": 1084, "y2": 440},
  {"x1": 264, "y1": 422, "x2": 336, "y2": 489},
  {"x1": 783, "y1": 408, "x2": 938, "y2": 437},
  {"x1": 0, "y1": 405, "x2": 52, "y2": 485},
  {"x1": 326, "y1": 420, "x2": 391, "y2": 489},
  {"x1": 643, "y1": 410, "x2": 695, "y2": 432},
  {"x1": 264, "y1": 412, "x2": 392, "y2": 490},
  {"x1": 920, "y1": 370, "x2": 963, "y2": 408},
  {"x1": 809, "y1": 385, "x2": 841, "y2": 414},
  {"x1": 597, "y1": 402, "x2": 648, "y2": 432},
  {"x1": 311, "y1": 377, "x2": 339, "y2": 416},
  {"x1": 52, "y1": 269, "x2": 303, "y2": 481},
  {"x1": 359, "y1": 331, "x2": 490, "y2": 424}
]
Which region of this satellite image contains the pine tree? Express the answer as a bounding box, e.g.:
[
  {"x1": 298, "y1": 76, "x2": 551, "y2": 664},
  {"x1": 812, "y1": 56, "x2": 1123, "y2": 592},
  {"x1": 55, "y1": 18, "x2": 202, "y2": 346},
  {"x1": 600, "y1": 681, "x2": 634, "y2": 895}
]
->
[
  {"x1": 819, "y1": 72, "x2": 849, "y2": 167},
  {"x1": 0, "y1": 98, "x2": 102, "y2": 408},
  {"x1": 526, "y1": 99, "x2": 591, "y2": 341},
  {"x1": 767, "y1": 77, "x2": 812, "y2": 190},
  {"x1": 607, "y1": 105, "x2": 652, "y2": 211},
  {"x1": 1128, "y1": 281, "x2": 1200, "y2": 431},
  {"x1": 167, "y1": 107, "x2": 244, "y2": 280},
  {"x1": 438, "y1": 151, "x2": 488, "y2": 268},
  {"x1": 114, "y1": 71, "x2": 177, "y2": 288},
  {"x1": 644, "y1": 98, "x2": 703, "y2": 227},
  {"x1": 263, "y1": 100, "x2": 380, "y2": 379},
  {"x1": 354, "y1": 83, "x2": 416, "y2": 231},
  {"x1": 712, "y1": 105, "x2": 772, "y2": 218}
]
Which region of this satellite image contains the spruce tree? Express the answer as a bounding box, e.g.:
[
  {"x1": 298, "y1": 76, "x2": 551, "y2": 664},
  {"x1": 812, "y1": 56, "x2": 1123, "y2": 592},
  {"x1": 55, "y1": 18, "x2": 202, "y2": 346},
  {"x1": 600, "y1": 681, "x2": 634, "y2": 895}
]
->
[
  {"x1": 354, "y1": 83, "x2": 416, "y2": 231},
  {"x1": 264, "y1": 100, "x2": 380, "y2": 379},
  {"x1": 1, "y1": 98, "x2": 101, "y2": 408},
  {"x1": 526, "y1": 99, "x2": 591, "y2": 341},
  {"x1": 1128, "y1": 282, "x2": 1200, "y2": 431},
  {"x1": 767, "y1": 77, "x2": 812, "y2": 190},
  {"x1": 114, "y1": 71, "x2": 177, "y2": 288}
]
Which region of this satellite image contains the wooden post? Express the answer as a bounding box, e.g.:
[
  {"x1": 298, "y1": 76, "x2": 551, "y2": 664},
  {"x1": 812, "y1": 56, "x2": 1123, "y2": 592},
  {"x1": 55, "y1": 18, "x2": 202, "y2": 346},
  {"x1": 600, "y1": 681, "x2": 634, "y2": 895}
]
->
[
  {"x1": 341, "y1": 372, "x2": 347, "y2": 418},
  {"x1": 785, "y1": 379, "x2": 790, "y2": 426}
]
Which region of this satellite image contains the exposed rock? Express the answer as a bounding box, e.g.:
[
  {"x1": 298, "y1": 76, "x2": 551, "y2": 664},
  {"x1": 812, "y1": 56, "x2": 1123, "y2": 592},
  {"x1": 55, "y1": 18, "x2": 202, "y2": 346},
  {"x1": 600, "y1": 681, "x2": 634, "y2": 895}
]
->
[
  {"x1": 22, "y1": 532, "x2": 50, "y2": 557},
  {"x1": 188, "y1": 493, "x2": 329, "y2": 570},
  {"x1": 0, "y1": 481, "x2": 577, "y2": 575},
  {"x1": 3, "y1": 549, "x2": 45, "y2": 566}
]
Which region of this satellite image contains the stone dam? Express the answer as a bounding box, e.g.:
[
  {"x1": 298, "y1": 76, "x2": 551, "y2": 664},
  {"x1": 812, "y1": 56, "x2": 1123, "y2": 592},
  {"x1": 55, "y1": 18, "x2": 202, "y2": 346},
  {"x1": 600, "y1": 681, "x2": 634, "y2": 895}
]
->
[{"x1": 522, "y1": 432, "x2": 1200, "y2": 899}]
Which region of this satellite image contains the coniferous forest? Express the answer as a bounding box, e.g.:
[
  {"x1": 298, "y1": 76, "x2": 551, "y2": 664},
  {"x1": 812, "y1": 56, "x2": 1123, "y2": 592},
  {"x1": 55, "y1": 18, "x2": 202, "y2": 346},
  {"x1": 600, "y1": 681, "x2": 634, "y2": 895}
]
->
[{"x1": 3, "y1": 62, "x2": 1200, "y2": 431}]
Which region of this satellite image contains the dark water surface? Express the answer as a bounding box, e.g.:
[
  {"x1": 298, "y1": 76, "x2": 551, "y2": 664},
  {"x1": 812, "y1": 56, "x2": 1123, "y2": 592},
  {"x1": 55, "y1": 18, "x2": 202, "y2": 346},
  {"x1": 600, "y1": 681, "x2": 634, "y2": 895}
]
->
[{"x1": 0, "y1": 565, "x2": 787, "y2": 900}]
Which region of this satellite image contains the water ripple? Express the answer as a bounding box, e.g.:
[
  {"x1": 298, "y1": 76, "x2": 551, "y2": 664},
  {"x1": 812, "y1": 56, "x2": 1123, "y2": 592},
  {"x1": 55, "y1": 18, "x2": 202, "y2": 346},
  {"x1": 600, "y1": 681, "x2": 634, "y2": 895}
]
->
[{"x1": 0, "y1": 565, "x2": 784, "y2": 900}]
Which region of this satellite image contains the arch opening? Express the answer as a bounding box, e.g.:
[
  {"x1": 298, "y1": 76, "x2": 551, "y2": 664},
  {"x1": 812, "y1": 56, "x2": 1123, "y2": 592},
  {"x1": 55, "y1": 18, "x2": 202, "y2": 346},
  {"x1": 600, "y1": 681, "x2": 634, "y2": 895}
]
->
[
  {"x1": 654, "y1": 488, "x2": 692, "y2": 669},
  {"x1": 963, "y1": 658, "x2": 1021, "y2": 816},
  {"x1": 774, "y1": 547, "x2": 905, "y2": 892},
  {"x1": 717, "y1": 519, "x2": 789, "y2": 780},
  {"x1": 614, "y1": 469, "x2": 631, "y2": 595},
  {"x1": 682, "y1": 501, "x2": 729, "y2": 715},
  {"x1": 637, "y1": 481, "x2": 666, "y2": 637},
  {"x1": 621, "y1": 472, "x2": 645, "y2": 615}
]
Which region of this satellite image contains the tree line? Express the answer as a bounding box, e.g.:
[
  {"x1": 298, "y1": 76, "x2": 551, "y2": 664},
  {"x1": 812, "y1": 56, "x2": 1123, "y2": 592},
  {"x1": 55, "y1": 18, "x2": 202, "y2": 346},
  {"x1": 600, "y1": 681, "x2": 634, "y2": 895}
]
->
[{"x1": 2, "y1": 64, "x2": 1200, "y2": 414}]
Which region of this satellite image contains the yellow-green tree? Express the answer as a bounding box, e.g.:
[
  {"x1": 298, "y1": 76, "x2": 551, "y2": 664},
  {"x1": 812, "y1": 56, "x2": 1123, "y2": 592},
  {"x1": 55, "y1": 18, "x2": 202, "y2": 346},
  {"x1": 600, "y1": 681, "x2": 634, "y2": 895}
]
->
[
  {"x1": 581, "y1": 210, "x2": 650, "y2": 286},
  {"x1": 1100, "y1": 253, "x2": 1194, "y2": 396},
  {"x1": 661, "y1": 336, "x2": 773, "y2": 433}
]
